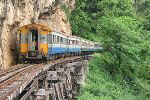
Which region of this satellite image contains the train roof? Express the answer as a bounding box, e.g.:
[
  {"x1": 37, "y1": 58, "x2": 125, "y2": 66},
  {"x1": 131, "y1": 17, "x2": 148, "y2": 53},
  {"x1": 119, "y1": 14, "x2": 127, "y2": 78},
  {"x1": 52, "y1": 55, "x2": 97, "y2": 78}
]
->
[
  {"x1": 51, "y1": 31, "x2": 69, "y2": 37},
  {"x1": 18, "y1": 24, "x2": 51, "y2": 31}
]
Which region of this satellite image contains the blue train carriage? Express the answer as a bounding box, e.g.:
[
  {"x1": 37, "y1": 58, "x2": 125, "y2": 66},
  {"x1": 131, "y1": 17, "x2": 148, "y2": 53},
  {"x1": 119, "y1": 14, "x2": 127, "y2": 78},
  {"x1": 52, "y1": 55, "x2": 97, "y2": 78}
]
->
[
  {"x1": 68, "y1": 35, "x2": 81, "y2": 55},
  {"x1": 94, "y1": 42, "x2": 103, "y2": 52},
  {"x1": 81, "y1": 39, "x2": 90, "y2": 54},
  {"x1": 47, "y1": 31, "x2": 68, "y2": 59},
  {"x1": 89, "y1": 41, "x2": 95, "y2": 51}
]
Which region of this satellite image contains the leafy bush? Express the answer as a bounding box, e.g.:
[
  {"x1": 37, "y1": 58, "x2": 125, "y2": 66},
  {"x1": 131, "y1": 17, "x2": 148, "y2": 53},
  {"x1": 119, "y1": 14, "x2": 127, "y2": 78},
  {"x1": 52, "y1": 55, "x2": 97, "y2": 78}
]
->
[{"x1": 77, "y1": 54, "x2": 150, "y2": 100}]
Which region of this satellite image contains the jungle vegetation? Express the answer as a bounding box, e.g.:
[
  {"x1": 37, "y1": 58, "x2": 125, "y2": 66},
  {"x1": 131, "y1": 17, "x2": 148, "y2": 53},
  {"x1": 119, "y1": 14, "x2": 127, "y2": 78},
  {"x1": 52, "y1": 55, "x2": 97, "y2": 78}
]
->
[{"x1": 68, "y1": 0, "x2": 150, "y2": 99}]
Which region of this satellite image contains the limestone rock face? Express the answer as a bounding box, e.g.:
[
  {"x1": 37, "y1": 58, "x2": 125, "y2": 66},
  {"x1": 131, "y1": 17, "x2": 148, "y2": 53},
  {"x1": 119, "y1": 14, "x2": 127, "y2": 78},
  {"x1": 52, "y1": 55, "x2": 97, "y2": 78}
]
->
[{"x1": 0, "y1": 0, "x2": 76, "y2": 69}]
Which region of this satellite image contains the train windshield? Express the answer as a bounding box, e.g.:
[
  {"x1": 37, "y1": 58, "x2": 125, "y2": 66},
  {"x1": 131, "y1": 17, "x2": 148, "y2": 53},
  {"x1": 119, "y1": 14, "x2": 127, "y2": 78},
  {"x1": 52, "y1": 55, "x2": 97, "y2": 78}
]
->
[{"x1": 29, "y1": 29, "x2": 38, "y2": 50}]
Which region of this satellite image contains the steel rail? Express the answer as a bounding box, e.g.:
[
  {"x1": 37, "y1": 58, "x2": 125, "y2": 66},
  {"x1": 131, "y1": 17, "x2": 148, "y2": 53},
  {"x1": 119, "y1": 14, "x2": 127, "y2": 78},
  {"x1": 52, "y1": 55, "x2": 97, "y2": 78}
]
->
[
  {"x1": 0, "y1": 64, "x2": 28, "y2": 76},
  {"x1": 0, "y1": 64, "x2": 39, "y2": 89},
  {"x1": 0, "y1": 59, "x2": 57, "y2": 100},
  {"x1": 0, "y1": 64, "x2": 32, "y2": 83},
  {"x1": 0, "y1": 63, "x2": 45, "y2": 100}
]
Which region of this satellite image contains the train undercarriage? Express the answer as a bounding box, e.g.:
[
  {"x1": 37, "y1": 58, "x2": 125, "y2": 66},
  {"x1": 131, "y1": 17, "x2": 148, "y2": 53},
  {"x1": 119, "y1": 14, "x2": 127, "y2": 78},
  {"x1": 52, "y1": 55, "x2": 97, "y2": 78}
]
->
[{"x1": 18, "y1": 51, "x2": 94, "y2": 64}]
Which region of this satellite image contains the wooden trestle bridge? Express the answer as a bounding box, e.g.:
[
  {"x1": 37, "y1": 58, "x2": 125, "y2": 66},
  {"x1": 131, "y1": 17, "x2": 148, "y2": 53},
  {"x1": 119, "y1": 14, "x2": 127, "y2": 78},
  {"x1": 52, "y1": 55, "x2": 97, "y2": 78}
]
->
[{"x1": 0, "y1": 56, "x2": 92, "y2": 100}]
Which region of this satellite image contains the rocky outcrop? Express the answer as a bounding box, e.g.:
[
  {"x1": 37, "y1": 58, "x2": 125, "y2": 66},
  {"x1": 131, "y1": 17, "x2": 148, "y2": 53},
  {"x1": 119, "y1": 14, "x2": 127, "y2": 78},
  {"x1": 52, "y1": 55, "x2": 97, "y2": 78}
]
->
[{"x1": 0, "y1": 0, "x2": 76, "y2": 69}]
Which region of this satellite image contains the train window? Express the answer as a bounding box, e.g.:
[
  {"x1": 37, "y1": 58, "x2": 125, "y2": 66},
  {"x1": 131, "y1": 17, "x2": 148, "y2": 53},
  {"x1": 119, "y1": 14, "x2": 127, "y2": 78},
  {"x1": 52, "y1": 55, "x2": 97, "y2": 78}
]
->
[
  {"x1": 72, "y1": 40, "x2": 74, "y2": 45},
  {"x1": 70, "y1": 40, "x2": 72, "y2": 45},
  {"x1": 76, "y1": 40, "x2": 78, "y2": 45},
  {"x1": 49, "y1": 34, "x2": 52, "y2": 44},
  {"x1": 52, "y1": 35, "x2": 55, "y2": 43},
  {"x1": 60, "y1": 37, "x2": 63, "y2": 44},
  {"x1": 57, "y1": 36, "x2": 59, "y2": 44}
]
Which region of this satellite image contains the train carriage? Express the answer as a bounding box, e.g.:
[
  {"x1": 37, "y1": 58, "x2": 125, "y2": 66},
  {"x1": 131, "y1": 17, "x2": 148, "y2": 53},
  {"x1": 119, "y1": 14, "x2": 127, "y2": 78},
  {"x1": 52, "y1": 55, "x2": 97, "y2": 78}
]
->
[
  {"x1": 81, "y1": 39, "x2": 90, "y2": 51},
  {"x1": 18, "y1": 24, "x2": 101, "y2": 63},
  {"x1": 94, "y1": 42, "x2": 102, "y2": 50},
  {"x1": 68, "y1": 35, "x2": 81, "y2": 53},
  {"x1": 48, "y1": 31, "x2": 68, "y2": 54},
  {"x1": 89, "y1": 41, "x2": 95, "y2": 51},
  {"x1": 18, "y1": 24, "x2": 51, "y2": 62},
  {"x1": 47, "y1": 31, "x2": 68, "y2": 59}
]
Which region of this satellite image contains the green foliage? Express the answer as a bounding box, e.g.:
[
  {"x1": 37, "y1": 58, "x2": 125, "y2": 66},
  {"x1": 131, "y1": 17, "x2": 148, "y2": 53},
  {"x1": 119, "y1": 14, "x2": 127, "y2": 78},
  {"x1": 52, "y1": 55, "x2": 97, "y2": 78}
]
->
[
  {"x1": 95, "y1": 16, "x2": 150, "y2": 79},
  {"x1": 70, "y1": 0, "x2": 102, "y2": 41},
  {"x1": 70, "y1": 0, "x2": 150, "y2": 79},
  {"x1": 136, "y1": 0, "x2": 150, "y2": 31},
  {"x1": 91, "y1": 0, "x2": 135, "y2": 18},
  {"x1": 70, "y1": 8, "x2": 100, "y2": 41},
  {"x1": 70, "y1": 0, "x2": 150, "y2": 99},
  {"x1": 77, "y1": 54, "x2": 150, "y2": 100}
]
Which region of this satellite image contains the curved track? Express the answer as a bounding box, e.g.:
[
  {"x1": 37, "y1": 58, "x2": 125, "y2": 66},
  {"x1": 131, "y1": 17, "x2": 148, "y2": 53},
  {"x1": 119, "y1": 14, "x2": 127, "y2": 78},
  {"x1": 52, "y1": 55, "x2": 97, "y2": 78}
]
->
[{"x1": 0, "y1": 64, "x2": 37, "y2": 89}]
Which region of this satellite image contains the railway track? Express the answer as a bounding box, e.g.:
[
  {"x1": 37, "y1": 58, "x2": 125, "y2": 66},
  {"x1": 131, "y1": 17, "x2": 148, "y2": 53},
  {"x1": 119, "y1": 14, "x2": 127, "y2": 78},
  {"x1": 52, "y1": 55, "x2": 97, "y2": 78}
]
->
[
  {"x1": 0, "y1": 64, "x2": 37, "y2": 89},
  {"x1": 0, "y1": 64, "x2": 27, "y2": 77},
  {"x1": 0, "y1": 56, "x2": 89, "y2": 100},
  {"x1": 0, "y1": 62, "x2": 47, "y2": 100},
  {"x1": 0, "y1": 64, "x2": 30, "y2": 82}
]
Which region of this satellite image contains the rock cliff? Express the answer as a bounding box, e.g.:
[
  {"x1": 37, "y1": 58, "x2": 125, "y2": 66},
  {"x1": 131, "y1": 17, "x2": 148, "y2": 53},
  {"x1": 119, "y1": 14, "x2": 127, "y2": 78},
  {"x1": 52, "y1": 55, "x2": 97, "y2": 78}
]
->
[{"x1": 0, "y1": 0, "x2": 76, "y2": 69}]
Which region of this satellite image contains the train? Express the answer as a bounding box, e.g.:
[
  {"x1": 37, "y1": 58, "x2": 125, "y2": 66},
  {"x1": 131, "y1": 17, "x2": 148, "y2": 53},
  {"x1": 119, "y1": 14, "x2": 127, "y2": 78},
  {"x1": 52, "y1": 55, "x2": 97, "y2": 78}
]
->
[{"x1": 17, "y1": 24, "x2": 101, "y2": 63}]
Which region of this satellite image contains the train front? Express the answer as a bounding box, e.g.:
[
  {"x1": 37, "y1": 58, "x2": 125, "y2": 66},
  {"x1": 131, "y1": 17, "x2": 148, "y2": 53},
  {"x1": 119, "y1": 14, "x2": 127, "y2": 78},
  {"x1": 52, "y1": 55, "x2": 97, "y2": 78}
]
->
[{"x1": 18, "y1": 24, "x2": 51, "y2": 62}]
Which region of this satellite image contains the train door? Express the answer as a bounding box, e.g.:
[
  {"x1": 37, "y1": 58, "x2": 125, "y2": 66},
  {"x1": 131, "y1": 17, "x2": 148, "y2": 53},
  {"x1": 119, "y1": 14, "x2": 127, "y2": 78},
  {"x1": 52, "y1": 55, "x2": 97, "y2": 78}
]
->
[{"x1": 28, "y1": 29, "x2": 39, "y2": 51}]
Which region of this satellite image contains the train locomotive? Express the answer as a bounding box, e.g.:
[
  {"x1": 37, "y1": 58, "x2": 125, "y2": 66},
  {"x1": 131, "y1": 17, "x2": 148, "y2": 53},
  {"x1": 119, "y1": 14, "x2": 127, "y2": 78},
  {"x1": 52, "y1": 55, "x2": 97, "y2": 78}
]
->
[{"x1": 17, "y1": 24, "x2": 101, "y2": 63}]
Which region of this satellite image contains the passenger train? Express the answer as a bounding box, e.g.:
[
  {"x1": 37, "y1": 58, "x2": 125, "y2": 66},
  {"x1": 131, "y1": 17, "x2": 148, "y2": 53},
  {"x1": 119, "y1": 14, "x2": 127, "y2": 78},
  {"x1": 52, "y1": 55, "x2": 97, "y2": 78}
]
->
[{"x1": 17, "y1": 24, "x2": 101, "y2": 63}]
